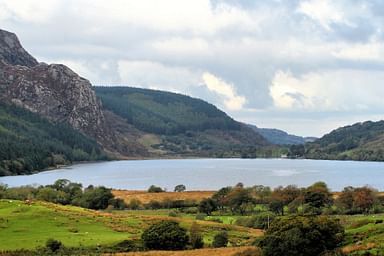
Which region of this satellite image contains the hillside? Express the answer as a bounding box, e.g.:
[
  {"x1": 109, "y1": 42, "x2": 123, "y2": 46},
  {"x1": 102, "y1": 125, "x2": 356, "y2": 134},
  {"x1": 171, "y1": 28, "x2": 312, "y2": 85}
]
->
[
  {"x1": 304, "y1": 120, "x2": 384, "y2": 161},
  {"x1": 0, "y1": 102, "x2": 106, "y2": 176},
  {"x1": 95, "y1": 86, "x2": 268, "y2": 156},
  {"x1": 247, "y1": 124, "x2": 306, "y2": 145}
]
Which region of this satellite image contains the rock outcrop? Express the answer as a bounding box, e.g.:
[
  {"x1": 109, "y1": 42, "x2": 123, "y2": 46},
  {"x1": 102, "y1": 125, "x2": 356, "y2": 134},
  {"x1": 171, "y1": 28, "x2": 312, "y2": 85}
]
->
[
  {"x1": 0, "y1": 29, "x2": 112, "y2": 147},
  {"x1": 0, "y1": 29, "x2": 38, "y2": 67}
]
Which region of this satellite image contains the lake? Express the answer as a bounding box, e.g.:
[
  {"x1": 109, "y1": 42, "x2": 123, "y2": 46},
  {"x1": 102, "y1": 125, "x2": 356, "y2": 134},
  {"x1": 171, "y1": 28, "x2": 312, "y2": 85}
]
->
[{"x1": 0, "y1": 158, "x2": 383, "y2": 191}]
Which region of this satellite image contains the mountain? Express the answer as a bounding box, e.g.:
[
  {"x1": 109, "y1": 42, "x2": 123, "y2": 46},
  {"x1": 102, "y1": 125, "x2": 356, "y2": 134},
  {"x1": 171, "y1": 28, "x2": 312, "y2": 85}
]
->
[
  {"x1": 0, "y1": 29, "x2": 269, "y2": 175},
  {"x1": 95, "y1": 86, "x2": 269, "y2": 156},
  {"x1": 248, "y1": 125, "x2": 306, "y2": 145},
  {"x1": 304, "y1": 120, "x2": 384, "y2": 161}
]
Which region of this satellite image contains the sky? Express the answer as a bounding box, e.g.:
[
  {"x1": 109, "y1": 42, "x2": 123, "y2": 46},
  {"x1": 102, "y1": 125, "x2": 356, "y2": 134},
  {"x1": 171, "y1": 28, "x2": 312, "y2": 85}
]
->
[{"x1": 1, "y1": 0, "x2": 384, "y2": 137}]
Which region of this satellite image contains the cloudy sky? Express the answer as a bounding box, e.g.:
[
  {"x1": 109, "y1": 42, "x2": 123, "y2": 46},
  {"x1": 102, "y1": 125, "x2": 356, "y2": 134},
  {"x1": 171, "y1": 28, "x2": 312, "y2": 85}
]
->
[{"x1": 1, "y1": 0, "x2": 384, "y2": 137}]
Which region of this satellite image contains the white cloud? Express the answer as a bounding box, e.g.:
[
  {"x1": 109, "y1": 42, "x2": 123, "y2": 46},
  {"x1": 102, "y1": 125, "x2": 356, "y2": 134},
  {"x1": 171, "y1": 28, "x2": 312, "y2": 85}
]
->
[
  {"x1": 332, "y1": 41, "x2": 384, "y2": 61},
  {"x1": 202, "y1": 72, "x2": 246, "y2": 111},
  {"x1": 151, "y1": 37, "x2": 210, "y2": 56},
  {"x1": 298, "y1": 0, "x2": 352, "y2": 30},
  {"x1": 117, "y1": 60, "x2": 201, "y2": 93},
  {"x1": 270, "y1": 69, "x2": 384, "y2": 111},
  {"x1": 0, "y1": 0, "x2": 61, "y2": 23}
]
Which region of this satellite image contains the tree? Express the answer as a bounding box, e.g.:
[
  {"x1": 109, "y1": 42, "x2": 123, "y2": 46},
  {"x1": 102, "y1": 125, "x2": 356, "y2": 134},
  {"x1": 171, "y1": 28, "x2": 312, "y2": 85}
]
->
[
  {"x1": 258, "y1": 216, "x2": 344, "y2": 256},
  {"x1": 212, "y1": 231, "x2": 228, "y2": 248},
  {"x1": 190, "y1": 222, "x2": 204, "y2": 249},
  {"x1": 77, "y1": 186, "x2": 114, "y2": 210},
  {"x1": 198, "y1": 198, "x2": 217, "y2": 215},
  {"x1": 353, "y1": 186, "x2": 376, "y2": 213},
  {"x1": 174, "y1": 184, "x2": 186, "y2": 192},
  {"x1": 223, "y1": 187, "x2": 254, "y2": 215},
  {"x1": 148, "y1": 185, "x2": 164, "y2": 193},
  {"x1": 142, "y1": 221, "x2": 189, "y2": 250},
  {"x1": 304, "y1": 182, "x2": 332, "y2": 211},
  {"x1": 212, "y1": 186, "x2": 232, "y2": 210}
]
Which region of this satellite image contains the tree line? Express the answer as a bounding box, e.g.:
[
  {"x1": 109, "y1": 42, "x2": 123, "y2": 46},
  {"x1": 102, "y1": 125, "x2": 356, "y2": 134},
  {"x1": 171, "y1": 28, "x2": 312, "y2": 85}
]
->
[{"x1": 0, "y1": 179, "x2": 125, "y2": 210}]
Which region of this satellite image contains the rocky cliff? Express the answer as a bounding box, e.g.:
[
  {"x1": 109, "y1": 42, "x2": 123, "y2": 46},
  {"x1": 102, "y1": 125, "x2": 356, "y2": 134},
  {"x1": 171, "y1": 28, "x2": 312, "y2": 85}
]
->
[
  {"x1": 0, "y1": 29, "x2": 112, "y2": 148},
  {"x1": 0, "y1": 29, "x2": 38, "y2": 67}
]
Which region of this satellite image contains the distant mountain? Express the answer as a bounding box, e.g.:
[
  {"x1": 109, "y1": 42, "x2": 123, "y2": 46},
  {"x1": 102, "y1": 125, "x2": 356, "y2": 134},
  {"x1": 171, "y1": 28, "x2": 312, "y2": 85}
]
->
[
  {"x1": 95, "y1": 86, "x2": 269, "y2": 156},
  {"x1": 248, "y1": 124, "x2": 308, "y2": 145},
  {"x1": 304, "y1": 120, "x2": 384, "y2": 161}
]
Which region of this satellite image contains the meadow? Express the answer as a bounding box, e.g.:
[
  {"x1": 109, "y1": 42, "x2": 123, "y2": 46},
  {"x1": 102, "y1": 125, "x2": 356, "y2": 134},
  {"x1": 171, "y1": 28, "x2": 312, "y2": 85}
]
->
[{"x1": 2, "y1": 186, "x2": 384, "y2": 255}]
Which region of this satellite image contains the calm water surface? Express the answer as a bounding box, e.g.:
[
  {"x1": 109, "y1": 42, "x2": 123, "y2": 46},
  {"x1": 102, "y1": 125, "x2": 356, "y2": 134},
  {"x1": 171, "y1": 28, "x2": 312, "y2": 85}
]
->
[{"x1": 1, "y1": 159, "x2": 384, "y2": 191}]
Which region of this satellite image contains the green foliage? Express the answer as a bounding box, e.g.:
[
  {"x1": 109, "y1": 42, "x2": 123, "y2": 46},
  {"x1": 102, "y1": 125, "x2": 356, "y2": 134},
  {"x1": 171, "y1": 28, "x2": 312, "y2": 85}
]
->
[
  {"x1": 95, "y1": 86, "x2": 240, "y2": 135},
  {"x1": 212, "y1": 231, "x2": 228, "y2": 248},
  {"x1": 174, "y1": 184, "x2": 186, "y2": 192},
  {"x1": 304, "y1": 120, "x2": 384, "y2": 161},
  {"x1": 190, "y1": 222, "x2": 204, "y2": 249},
  {"x1": 45, "y1": 239, "x2": 62, "y2": 252},
  {"x1": 258, "y1": 216, "x2": 344, "y2": 256},
  {"x1": 0, "y1": 102, "x2": 107, "y2": 176},
  {"x1": 1, "y1": 179, "x2": 124, "y2": 210},
  {"x1": 147, "y1": 185, "x2": 164, "y2": 193},
  {"x1": 198, "y1": 198, "x2": 217, "y2": 215},
  {"x1": 236, "y1": 212, "x2": 276, "y2": 229},
  {"x1": 141, "y1": 221, "x2": 189, "y2": 250}
]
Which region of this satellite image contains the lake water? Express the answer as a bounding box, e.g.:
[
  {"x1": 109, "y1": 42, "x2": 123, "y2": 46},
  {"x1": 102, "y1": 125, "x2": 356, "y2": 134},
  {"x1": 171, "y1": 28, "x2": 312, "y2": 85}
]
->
[{"x1": 0, "y1": 158, "x2": 384, "y2": 191}]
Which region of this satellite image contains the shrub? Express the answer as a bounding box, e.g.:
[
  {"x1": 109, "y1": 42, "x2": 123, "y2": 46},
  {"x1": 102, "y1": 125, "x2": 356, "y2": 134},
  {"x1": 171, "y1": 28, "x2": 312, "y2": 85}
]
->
[
  {"x1": 212, "y1": 231, "x2": 228, "y2": 248},
  {"x1": 195, "y1": 213, "x2": 207, "y2": 220},
  {"x1": 190, "y1": 222, "x2": 204, "y2": 249},
  {"x1": 235, "y1": 212, "x2": 276, "y2": 229},
  {"x1": 46, "y1": 238, "x2": 62, "y2": 252},
  {"x1": 142, "y1": 221, "x2": 189, "y2": 250}
]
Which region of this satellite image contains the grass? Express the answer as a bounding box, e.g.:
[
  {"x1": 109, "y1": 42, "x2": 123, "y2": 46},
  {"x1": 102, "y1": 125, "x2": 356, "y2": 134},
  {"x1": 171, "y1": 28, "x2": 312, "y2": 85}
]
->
[
  {"x1": 0, "y1": 200, "x2": 133, "y2": 250},
  {"x1": 0, "y1": 200, "x2": 261, "y2": 252},
  {"x1": 107, "y1": 246, "x2": 261, "y2": 256},
  {"x1": 341, "y1": 214, "x2": 384, "y2": 254}
]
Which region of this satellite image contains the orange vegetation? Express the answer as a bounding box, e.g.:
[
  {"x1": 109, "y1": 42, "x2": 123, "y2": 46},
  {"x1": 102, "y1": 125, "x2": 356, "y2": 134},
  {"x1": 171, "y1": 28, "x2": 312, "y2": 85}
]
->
[
  {"x1": 112, "y1": 190, "x2": 215, "y2": 204},
  {"x1": 342, "y1": 242, "x2": 376, "y2": 254},
  {"x1": 106, "y1": 246, "x2": 260, "y2": 256}
]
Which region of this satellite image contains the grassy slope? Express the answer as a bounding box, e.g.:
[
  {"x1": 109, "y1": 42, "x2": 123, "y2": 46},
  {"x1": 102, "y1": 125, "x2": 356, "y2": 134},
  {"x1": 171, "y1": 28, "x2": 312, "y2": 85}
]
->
[{"x1": 0, "y1": 200, "x2": 261, "y2": 251}]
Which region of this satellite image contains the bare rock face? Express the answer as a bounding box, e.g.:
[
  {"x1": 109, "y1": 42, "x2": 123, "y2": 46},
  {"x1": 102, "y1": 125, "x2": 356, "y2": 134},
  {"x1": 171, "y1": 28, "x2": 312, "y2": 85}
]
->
[
  {"x1": 0, "y1": 61, "x2": 109, "y2": 142},
  {"x1": 0, "y1": 29, "x2": 38, "y2": 67},
  {"x1": 0, "y1": 29, "x2": 112, "y2": 147}
]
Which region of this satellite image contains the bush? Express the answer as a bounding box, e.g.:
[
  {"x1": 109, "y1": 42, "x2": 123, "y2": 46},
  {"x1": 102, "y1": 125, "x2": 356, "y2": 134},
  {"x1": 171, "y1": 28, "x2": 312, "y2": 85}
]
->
[
  {"x1": 190, "y1": 222, "x2": 204, "y2": 249},
  {"x1": 258, "y1": 215, "x2": 344, "y2": 256},
  {"x1": 212, "y1": 231, "x2": 228, "y2": 248},
  {"x1": 142, "y1": 221, "x2": 189, "y2": 250},
  {"x1": 195, "y1": 213, "x2": 207, "y2": 220},
  {"x1": 235, "y1": 212, "x2": 275, "y2": 229},
  {"x1": 46, "y1": 238, "x2": 62, "y2": 252}
]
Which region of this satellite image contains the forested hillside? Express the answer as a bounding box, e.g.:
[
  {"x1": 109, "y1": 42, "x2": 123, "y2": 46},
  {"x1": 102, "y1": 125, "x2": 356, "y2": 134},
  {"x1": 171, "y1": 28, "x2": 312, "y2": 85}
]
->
[
  {"x1": 0, "y1": 102, "x2": 106, "y2": 176},
  {"x1": 95, "y1": 86, "x2": 241, "y2": 135},
  {"x1": 303, "y1": 120, "x2": 384, "y2": 161},
  {"x1": 95, "y1": 86, "x2": 268, "y2": 156}
]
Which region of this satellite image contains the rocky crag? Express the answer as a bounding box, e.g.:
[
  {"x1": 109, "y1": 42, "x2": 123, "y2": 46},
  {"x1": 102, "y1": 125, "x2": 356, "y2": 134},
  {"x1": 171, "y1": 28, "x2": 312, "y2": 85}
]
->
[{"x1": 0, "y1": 29, "x2": 138, "y2": 155}]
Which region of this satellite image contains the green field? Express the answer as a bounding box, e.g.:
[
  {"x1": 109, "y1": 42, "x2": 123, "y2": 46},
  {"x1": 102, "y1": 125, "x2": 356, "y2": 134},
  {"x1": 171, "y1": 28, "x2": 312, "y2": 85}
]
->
[{"x1": 0, "y1": 200, "x2": 260, "y2": 251}]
